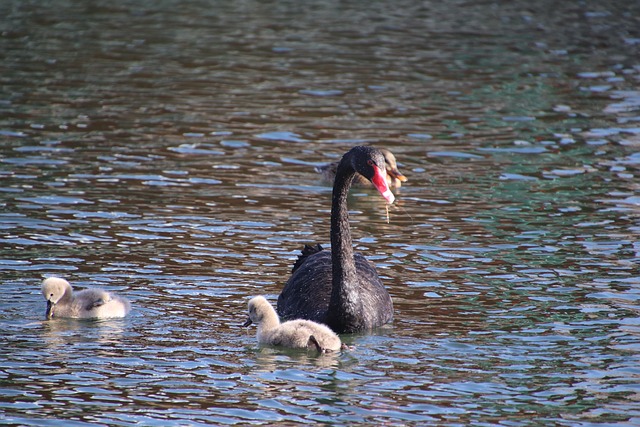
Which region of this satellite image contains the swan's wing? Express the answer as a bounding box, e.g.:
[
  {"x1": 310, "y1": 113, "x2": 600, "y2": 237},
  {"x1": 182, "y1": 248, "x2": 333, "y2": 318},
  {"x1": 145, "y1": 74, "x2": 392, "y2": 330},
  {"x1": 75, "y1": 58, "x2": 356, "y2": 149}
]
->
[
  {"x1": 291, "y1": 243, "x2": 323, "y2": 273},
  {"x1": 76, "y1": 289, "x2": 111, "y2": 311},
  {"x1": 278, "y1": 250, "x2": 332, "y2": 323},
  {"x1": 354, "y1": 253, "x2": 394, "y2": 326},
  {"x1": 353, "y1": 253, "x2": 382, "y2": 288},
  {"x1": 85, "y1": 298, "x2": 107, "y2": 310}
]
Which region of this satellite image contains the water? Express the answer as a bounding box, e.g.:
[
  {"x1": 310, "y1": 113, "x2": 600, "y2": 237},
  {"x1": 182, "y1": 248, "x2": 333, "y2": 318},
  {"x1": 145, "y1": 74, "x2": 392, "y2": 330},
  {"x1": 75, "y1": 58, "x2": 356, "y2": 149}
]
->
[{"x1": 2, "y1": 0, "x2": 640, "y2": 425}]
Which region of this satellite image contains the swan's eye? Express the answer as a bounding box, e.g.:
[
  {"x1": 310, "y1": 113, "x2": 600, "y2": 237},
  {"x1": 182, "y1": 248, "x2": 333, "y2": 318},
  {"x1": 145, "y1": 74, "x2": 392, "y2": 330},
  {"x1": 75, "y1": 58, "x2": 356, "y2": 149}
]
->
[{"x1": 367, "y1": 160, "x2": 374, "y2": 167}]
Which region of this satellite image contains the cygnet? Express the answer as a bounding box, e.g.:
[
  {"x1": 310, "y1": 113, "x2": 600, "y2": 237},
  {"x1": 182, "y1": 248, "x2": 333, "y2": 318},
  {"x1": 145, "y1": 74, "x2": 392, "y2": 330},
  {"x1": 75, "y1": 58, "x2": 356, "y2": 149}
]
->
[
  {"x1": 243, "y1": 296, "x2": 341, "y2": 353},
  {"x1": 41, "y1": 277, "x2": 131, "y2": 320}
]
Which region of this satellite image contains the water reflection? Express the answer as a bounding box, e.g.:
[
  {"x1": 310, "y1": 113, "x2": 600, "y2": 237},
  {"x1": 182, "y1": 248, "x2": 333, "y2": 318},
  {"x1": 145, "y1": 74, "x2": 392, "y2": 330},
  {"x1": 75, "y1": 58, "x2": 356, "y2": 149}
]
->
[{"x1": 2, "y1": 0, "x2": 640, "y2": 425}]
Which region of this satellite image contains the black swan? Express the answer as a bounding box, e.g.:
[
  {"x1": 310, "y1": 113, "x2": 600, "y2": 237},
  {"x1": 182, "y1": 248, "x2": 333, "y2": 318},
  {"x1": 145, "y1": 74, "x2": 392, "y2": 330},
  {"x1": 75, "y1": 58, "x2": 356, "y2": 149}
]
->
[
  {"x1": 315, "y1": 148, "x2": 408, "y2": 189},
  {"x1": 277, "y1": 146, "x2": 395, "y2": 333}
]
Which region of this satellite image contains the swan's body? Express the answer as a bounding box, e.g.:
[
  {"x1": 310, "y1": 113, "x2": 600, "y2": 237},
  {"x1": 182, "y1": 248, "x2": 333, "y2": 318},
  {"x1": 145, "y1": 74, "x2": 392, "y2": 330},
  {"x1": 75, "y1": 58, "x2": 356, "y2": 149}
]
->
[
  {"x1": 315, "y1": 148, "x2": 407, "y2": 189},
  {"x1": 244, "y1": 296, "x2": 341, "y2": 352},
  {"x1": 41, "y1": 277, "x2": 131, "y2": 319},
  {"x1": 278, "y1": 146, "x2": 395, "y2": 333}
]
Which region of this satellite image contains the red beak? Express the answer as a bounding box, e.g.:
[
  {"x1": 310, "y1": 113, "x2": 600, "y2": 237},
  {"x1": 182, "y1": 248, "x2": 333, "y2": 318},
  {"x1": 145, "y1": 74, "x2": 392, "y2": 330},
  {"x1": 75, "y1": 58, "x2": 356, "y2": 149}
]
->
[{"x1": 371, "y1": 165, "x2": 395, "y2": 204}]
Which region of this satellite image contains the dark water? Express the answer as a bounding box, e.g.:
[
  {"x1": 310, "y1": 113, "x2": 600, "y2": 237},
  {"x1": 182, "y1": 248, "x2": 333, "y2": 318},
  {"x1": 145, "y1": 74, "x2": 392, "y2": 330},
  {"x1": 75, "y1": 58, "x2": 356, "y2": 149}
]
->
[{"x1": 2, "y1": 0, "x2": 640, "y2": 425}]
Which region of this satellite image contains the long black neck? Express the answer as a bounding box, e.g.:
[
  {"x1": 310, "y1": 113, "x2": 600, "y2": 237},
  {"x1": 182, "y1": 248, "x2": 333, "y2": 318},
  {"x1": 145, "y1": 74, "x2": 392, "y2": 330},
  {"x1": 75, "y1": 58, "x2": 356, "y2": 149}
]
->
[{"x1": 328, "y1": 154, "x2": 359, "y2": 323}]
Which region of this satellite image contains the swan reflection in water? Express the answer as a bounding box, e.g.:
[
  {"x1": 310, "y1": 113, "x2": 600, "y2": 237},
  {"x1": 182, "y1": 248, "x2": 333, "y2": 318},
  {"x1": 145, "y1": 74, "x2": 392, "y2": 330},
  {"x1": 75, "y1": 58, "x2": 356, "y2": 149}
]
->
[{"x1": 40, "y1": 316, "x2": 129, "y2": 356}]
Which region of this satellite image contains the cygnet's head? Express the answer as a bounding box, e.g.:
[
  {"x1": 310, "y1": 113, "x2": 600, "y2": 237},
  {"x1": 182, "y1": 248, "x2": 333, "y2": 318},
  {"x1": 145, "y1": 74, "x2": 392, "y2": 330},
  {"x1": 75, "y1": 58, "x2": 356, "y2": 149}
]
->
[
  {"x1": 380, "y1": 148, "x2": 407, "y2": 184},
  {"x1": 242, "y1": 296, "x2": 270, "y2": 327},
  {"x1": 41, "y1": 277, "x2": 71, "y2": 319}
]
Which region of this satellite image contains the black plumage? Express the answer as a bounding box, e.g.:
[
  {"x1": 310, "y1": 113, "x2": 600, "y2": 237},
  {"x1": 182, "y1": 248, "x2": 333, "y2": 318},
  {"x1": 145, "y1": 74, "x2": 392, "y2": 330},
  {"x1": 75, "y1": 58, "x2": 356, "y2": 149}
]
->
[{"x1": 277, "y1": 146, "x2": 394, "y2": 333}]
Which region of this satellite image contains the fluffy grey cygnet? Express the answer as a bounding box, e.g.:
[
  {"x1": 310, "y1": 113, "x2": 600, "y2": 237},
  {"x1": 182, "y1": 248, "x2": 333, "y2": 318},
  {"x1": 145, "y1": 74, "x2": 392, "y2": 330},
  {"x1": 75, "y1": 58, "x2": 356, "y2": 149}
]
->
[
  {"x1": 243, "y1": 296, "x2": 341, "y2": 353},
  {"x1": 41, "y1": 277, "x2": 131, "y2": 319}
]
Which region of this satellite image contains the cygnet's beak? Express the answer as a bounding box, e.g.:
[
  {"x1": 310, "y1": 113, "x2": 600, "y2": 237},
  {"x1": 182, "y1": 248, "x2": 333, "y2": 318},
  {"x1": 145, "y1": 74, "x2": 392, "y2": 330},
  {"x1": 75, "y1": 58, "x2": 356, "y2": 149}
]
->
[
  {"x1": 242, "y1": 317, "x2": 253, "y2": 327},
  {"x1": 45, "y1": 300, "x2": 55, "y2": 320},
  {"x1": 388, "y1": 168, "x2": 408, "y2": 183}
]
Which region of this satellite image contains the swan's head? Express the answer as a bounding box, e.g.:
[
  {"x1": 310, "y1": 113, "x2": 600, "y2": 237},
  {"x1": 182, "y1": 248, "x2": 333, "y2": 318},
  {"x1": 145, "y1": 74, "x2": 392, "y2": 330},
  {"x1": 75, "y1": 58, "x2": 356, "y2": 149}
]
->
[
  {"x1": 41, "y1": 277, "x2": 71, "y2": 319},
  {"x1": 243, "y1": 296, "x2": 270, "y2": 327},
  {"x1": 350, "y1": 146, "x2": 395, "y2": 204},
  {"x1": 380, "y1": 149, "x2": 407, "y2": 186}
]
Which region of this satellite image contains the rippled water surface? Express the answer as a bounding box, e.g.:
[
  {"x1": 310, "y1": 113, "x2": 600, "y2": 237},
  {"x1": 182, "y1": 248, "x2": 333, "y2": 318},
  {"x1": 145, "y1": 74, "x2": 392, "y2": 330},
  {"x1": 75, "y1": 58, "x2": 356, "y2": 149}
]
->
[{"x1": 2, "y1": 0, "x2": 640, "y2": 425}]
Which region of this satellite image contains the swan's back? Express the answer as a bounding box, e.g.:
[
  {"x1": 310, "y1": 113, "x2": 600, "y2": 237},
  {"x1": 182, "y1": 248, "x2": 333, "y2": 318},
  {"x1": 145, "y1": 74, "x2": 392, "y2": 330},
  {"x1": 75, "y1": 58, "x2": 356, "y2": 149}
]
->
[{"x1": 277, "y1": 249, "x2": 393, "y2": 333}]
